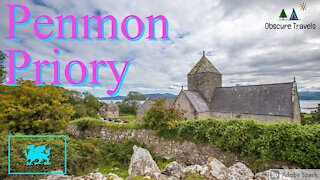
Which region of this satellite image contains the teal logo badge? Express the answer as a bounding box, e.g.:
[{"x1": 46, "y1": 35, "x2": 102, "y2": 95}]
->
[
  {"x1": 8, "y1": 135, "x2": 67, "y2": 175},
  {"x1": 24, "y1": 144, "x2": 52, "y2": 166}
]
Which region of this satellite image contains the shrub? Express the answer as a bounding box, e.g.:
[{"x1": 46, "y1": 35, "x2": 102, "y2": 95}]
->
[
  {"x1": 159, "y1": 119, "x2": 320, "y2": 168},
  {"x1": 70, "y1": 117, "x2": 105, "y2": 131},
  {"x1": 67, "y1": 138, "x2": 138, "y2": 176},
  {"x1": 301, "y1": 113, "x2": 314, "y2": 125},
  {"x1": 0, "y1": 132, "x2": 172, "y2": 179},
  {"x1": 117, "y1": 102, "x2": 137, "y2": 115},
  {"x1": 64, "y1": 91, "x2": 102, "y2": 119},
  {"x1": 143, "y1": 99, "x2": 184, "y2": 130},
  {"x1": 0, "y1": 132, "x2": 142, "y2": 179},
  {"x1": 312, "y1": 104, "x2": 320, "y2": 123},
  {"x1": 119, "y1": 91, "x2": 146, "y2": 115},
  {"x1": 70, "y1": 117, "x2": 143, "y2": 131}
]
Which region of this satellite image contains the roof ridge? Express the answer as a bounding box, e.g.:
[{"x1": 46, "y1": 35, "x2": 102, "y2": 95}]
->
[
  {"x1": 188, "y1": 55, "x2": 221, "y2": 75},
  {"x1": 216, "y1": 82, "x2": 293, "y2": 89}
]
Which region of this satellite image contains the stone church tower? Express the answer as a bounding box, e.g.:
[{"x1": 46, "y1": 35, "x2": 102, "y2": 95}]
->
[{"x1": 187, "y1": 52, "x2": 222, "y2": 102}]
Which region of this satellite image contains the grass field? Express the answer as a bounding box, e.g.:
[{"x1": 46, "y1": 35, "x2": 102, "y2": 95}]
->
[{"x1": 119, "y1": 114, "x2": 137, "y2": 123}]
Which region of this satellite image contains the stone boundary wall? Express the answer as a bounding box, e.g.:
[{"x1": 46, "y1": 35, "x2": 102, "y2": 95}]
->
[{"x1": 67, "y1": 125, "x2": 298, "y2": 172}]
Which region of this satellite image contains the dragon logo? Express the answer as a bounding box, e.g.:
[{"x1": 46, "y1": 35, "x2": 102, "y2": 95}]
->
[{"x1": 23, "y1": 144, "x2": 51, "y2": 166}]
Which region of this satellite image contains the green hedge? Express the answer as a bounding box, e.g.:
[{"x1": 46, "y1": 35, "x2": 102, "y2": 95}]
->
[
  {"x1": 70, "y1": 117, "x2": 143, "y2": 131},
  {"x1": 158, "y1": 119, "x2": 320, "y2": 168},
  {"x1": 70, "y1": 117, "x2": 106, "y2": 131}
]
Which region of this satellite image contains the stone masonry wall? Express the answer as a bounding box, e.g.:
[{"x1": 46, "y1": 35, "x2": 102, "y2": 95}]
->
[
  {"x1": 174, "y1": 91, "x2": 196, "y2": 120},
  {"x1": 187, "y1": 72, "x2": 222, "y2": 102},
  {"x1": 67, "y1": 125, "x2": 299, "y2": 172}
]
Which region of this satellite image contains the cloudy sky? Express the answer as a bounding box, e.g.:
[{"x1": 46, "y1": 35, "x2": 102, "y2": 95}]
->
[{"x1": 1, "y1": 0, "x2": 320, "y2": 97}]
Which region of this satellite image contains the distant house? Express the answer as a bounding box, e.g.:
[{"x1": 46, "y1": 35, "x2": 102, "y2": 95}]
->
[
  {"x1": 138, "y1": 53, "x2": 301, "y2": 123},
  {"x1": 100, "y1": 102, "x2": 119, "y2": 119},
  {"x1": 136, "y1": 98, "x2": 175, "y2": 123}
]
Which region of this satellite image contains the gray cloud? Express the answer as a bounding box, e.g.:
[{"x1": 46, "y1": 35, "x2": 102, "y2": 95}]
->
[{"x1": 1, "y1": 0, "x2": 319, "y2": 97}]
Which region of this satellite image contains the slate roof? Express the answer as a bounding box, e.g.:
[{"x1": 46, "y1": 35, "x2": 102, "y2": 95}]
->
[
  {"x1": 183, "y1": 91, "x2": 210, "y2": 113},
  {"x1": 137, "y1": 98, "x2": 176, "y2": 114},
  {"x1": 188, "y1": 55, "x2": 221, "y2": 75},
  {"x1": 210, "y1": 83, "x2": 294, "y2": 116}
]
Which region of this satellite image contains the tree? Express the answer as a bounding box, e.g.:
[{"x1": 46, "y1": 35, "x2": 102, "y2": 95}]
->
[
  {"x1": 123, "y1": 91, "x2": 146, "y2": 105},
  {"x1": 0, "y1": 51, "x2": 7, "y2": 83},
  {"x1": 119, "y1": 91, "x2": 146, "y2": 115},
  {"x1": 0, "y1": 80, "x2": 74, "y2": 134},
  {"x1": 64, "y1": 90, "x2": 102, "y2": 119},
  {"x1": 279, "y1": 9, "x2": 287, "y2": 20},
  {"x1": 143, "y1": 99, "x2": 184, "y2": 130}
]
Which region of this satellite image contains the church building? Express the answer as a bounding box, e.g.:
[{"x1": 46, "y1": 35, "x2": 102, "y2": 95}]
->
[{"x1": 138, "y1": 53, "x2": 301, "y2": 123}]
